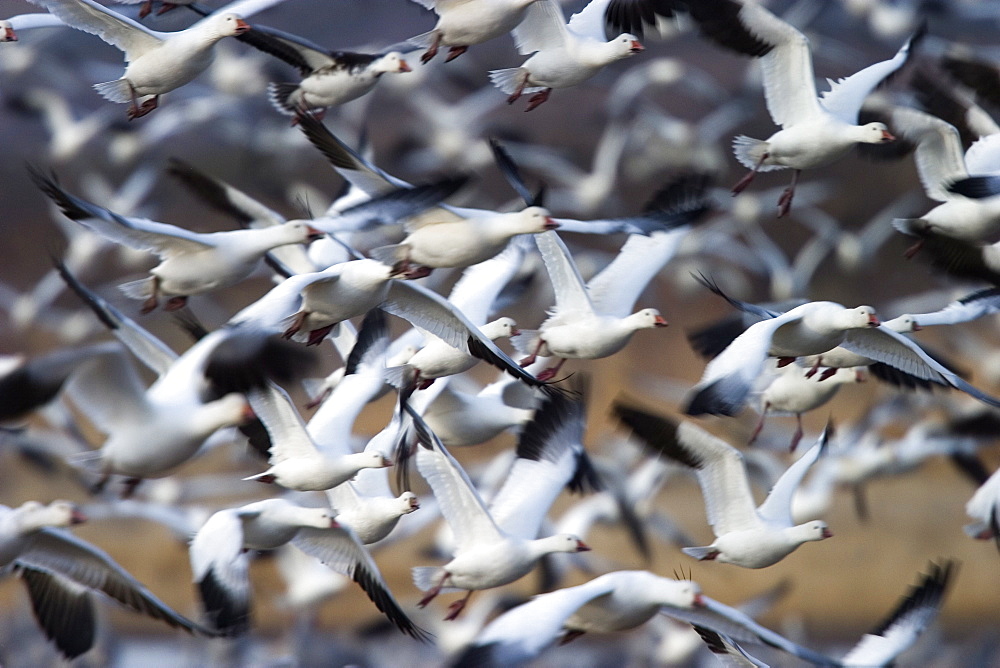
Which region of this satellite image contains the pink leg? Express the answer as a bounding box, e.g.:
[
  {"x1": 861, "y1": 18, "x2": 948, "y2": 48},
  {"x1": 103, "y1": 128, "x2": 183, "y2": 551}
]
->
[
  {"x1": 524, "y1": 89, "x2": 551, "y2": 112},
  {"x1": 443, "y1": 590, "x2": 474, "y2": 621},
  {"x1": 777, "y1": 170, "x2": 799, "y2": 218},
  {"x1": 818, "y1": 367, "x2": 838, "y2": 381},
  {"x1": 444, "y1": 46, "x2": 468, "y2": 62},
  {"x1": 307, "y1": 324, "x2": 336, "y2": 346},
  {"x1": 519, "y1": 338, "x2": 545, "y2": 368},
  {"x1": 903, "y1": 239, "x2": 924, "y2": 259},
  {"x1": 748, "y1": 403, "x2": 769, "y2": 445},
  {"x1": 283, "y1": 311, "x2": 307, "y2": 339},
  {"x1": 506, "y1": 73, "x2": 530, "y2": 105},
  {"x1": 155, "y1": 2, "x2": 178, "y2": 15},
  {"x1": 421, "y1": 33, "x2": 441, "y2": 65},
  {"x1": 164, "y1": 296, "x2": 188, "y2": 311},
  {"x1": 732, "y1": 152, "x2": 769, "y2": 196},
  {"x1": 559, "y1": 630, "x2": 587, "y2": 645},
  {"x1": 804, "y1": 356, "x2": 822, "y2": 378},
  {"x1": 138, "y1": 0, "x2": 153, "y2": 18},
  {"x1": 535, "y1": 358, "x2": 566, "y2": 382},
  {"x1": 140, "y1": 276, "x2": 159, "y2": 314},
  {"x1": 418, "y1": 572, "x2": 449, "y2": 608},
  {"x1": 789, "y1": 414, "x2": 803, "y2": 452}
]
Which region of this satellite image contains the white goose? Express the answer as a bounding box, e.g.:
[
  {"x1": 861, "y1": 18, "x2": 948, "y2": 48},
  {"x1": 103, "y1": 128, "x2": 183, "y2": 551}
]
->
[
  {"x1": 489, "y1": 0, "x2": 644, "y2": 111},
  {"x1": 409, "y1": 0, "x2": 540, "y2": 64},
  {"x1": 188, "y1": 497, "x2": 426, "y2": 639},
  {"x1": 456, "y1": 570, "x2": 704, "y2": 666},
  {"x1": 243, "y1": 380, "x2": 391, "y2": 492},
  {"x1": 55, "y1": 264, "x2": 254, "y2": 495},
  {"x1": 0, "y1": 13, "x2": 64, "y2": 41},
  {"x1": 965, "y1": 466, "x2": 1000, "y2": 544},
  {"x1": 685, "y1": 0, "x2": 919, "y2": 216},
  {"x1": 886, "y1": 104, "x2": 1000, "y2": 249},
  {"x1": 23, "y1": 0, "x2": 286, "y2": 119},
  {"x1": 34, "y1": 170, "x2": 322, "y2": 313},
  {"x1": 407, "y1": 395, "x2": 591, "y2": 620},
  {"x1": 684, "y1": 283, "x2": 1000, "y2": 416},
  {"x1": 238, "y1": 25, "x2": 412, "y2": 122},
  {"x1": 513, "y1": 230, "x2": 671, "y2": 381},
  {"x1": 615, "y1": 405, "x2": 833, "y2": 569},
  {"x1": 1, "y1": 500, "x2": 214, "y2": 659}
]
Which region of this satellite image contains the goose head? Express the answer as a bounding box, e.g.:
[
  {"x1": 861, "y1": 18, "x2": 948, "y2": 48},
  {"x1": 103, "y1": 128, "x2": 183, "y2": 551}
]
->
[
  {"x1": 1, "y1": 21, "x2": 17, "y2": 42},
  {"x1": 628, "y1": 308, "x2": 669, "y2": 330},
  {"x1": 482, "y1": 316, "x2": 519, "y2": 340},
  {"x1": 399, "y1": 491, "x2": 420, "y2": 514},
  {"x1": 517, "y1": 206, "x2": 559, "y2": 233},
  {"x1": 376, "y1": 52, "x2": 411, "y2": 74},
  {"x1": 213, "y1": 13, "x2": 251, "y2": 38},
  {"x1": 283, "y1": 220, "x2": 326, "y2": 243},
  {"x1": 350, "y1": 451, "x2": 393, "y2": 470},
  {"x1": 856, "y1": 122, "x2": 895, "y2": 144},
  {"x1": 16, "y1": 499, "x2": 87, "y2": 533},
  {"x1": 790, "y1": 520, "x2": 833, "y2": 544},
  {"x1": 536, "y1": 533, "x2": 591, "y2": 555}
]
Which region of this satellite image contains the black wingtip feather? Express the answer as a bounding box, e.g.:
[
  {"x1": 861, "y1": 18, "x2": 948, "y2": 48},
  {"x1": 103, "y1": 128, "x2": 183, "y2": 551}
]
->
[
  {"x1": 198, "y1": 567, "x2": 250, "y2": 637},
  {"x1": 18, "y1": 566, "x2": 96, "y2": 659}
]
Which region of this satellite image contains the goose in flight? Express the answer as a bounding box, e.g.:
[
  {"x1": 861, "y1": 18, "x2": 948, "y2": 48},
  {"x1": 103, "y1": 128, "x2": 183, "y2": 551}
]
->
[{"x1": 683, "y1": 0, "x2": 921, "y2": 216}]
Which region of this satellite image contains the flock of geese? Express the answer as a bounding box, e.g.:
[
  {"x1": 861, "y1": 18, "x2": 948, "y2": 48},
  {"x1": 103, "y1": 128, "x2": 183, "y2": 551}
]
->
[{"x1": 1, "y1": 0, "x2": 1000, "y2": 665}]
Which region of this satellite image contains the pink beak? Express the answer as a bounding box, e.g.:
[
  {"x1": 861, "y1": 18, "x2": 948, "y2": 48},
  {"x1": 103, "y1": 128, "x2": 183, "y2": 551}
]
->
[
  {"x1": 867, "y1": 314, "x2": 880, "y2": 327},
  {"x1": 329, "y1": 517, "x2": 341, "y2": 528},
  {"x1": 693, "y1": 593, "x2": 706, "y2": 607},
  {"x1": 575, "y1": 540, "x2": 592, "y2": 552},
  {"x1": 654, "y1": 315, "x2": 669, "y2": 328},
  {"x1": 543, "y1": 217, "x2": 560, "y2": 230},
  {"x1": 510, "y1": 326, "x2": 521, "y2": 336},
  {"x1": 234, "y1": 18, "x2": 251, "y2": 35},
  {"x1": 855, "y1": 370, "x2": 867, "y2": 383},
  {"x1": 911, "y1": 322, "x2": 922, "y2": 331},
  {"x1": 409, "y1": 497, "x2": 420, "y2": 509},
  {"x1": 306, "y1": 226, "x2": 325, "y2": 241},
  {"x1": 630, "y1": 40, "x2": 644, "y2": 53},
  {"x1": 822, "y1": 528, "x2": 834, "y2": 539},
  {"x1": 398, "y1": 59, "x2": 412, "y2": 73},
  {"x1": 241, "y1": 404, "x2": 257, "y2": 422},
  {"x1": 3, "y1": 27, "x2": 17, "y2": 42},
  {"x1": 881, "y1": 130, "x2": 895, "y2": 142},
  {"x1": 71, "y1": 508, "x2": 88, "y2": 524},
  {"x1": 382, "y1": 457, "x2": 394, "y2": 467}
]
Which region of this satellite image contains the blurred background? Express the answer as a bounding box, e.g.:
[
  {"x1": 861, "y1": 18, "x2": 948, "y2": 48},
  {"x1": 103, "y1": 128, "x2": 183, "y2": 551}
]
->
[{"x1": 1, "y1": 0, "x2": 999, "y2": 665}]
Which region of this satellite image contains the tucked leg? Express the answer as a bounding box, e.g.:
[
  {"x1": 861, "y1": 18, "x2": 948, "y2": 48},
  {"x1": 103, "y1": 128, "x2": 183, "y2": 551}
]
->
[
  {"x1": 444, "y1": 46, "x2": 468, "y2": 62},
  {"x1": 443, "y1": 590, "x2": 474, "y2": 621},
  {"x1": 524, "y1": 89, "x2": 552, "y2": 112},
  {"x1": 777, "y1": 169, "x2": 800, "y2": 218},
  {"x1": 731, "y1": 152, "x2": 769, "y2": 195},
  {"x1": 418, "y1": 572, "x2": 449, "y2": 608}
]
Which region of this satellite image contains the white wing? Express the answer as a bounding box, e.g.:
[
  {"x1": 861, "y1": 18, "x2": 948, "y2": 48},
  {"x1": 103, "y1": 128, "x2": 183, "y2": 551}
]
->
[
  {"x1": 964, "y1": 134, "x2": 1000, "y2": 176},
  {"x1": 467, "y1": 576, "x2": 618, "y2": 664},
  {"x1": 188, "y1": 509, "x2": 251, "y2": 614},
  {"x1": 756, "y1": 427, "x2": 828, "y2": 527},
  {"x1": 25, "y1": 0, "x2": 165, "y2": 60},
  {"x1": 819, "y1": 27, "x2": 922, "y2": 124},
  {"x1": 587, "y1": 228, "x2": 688, "y2": 317},
  {"x1": 535, "y1": 230, "x2": 594, "y2": 316},
  {"x1": 566, "y1": 0, "x2": 612, "y2": 41},
  {"x1": 445, "y1": 237, "x2": 528, "y2": 326},
  {"x1": 511, "y1": 0, "x2": 568, "y2": 55},
  {"x1": 411, "y1": 411, "x2": 505, "y2": 551},
  {"x1": 887, "y1": 106, "x2": 967, "y2": 201},
  {"x1": 676, "y1": 421, "x2": 762, "y2": 536},
  {"x1": 739, "y1": 2, "x2": 823, "y2": 128},
  {"x1": 909, "y1": 287, "x2": 1000, "y2": 327},
  {"x1": 248, "y1": 381, "x2": 321, "y2": 465}
]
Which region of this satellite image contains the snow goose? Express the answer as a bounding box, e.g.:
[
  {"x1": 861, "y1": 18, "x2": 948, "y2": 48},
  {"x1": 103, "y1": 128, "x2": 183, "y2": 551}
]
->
[
  {"x1": 387, "y1": 238, "x2": 529, "y2": 390},
  {"x1": 405, "y1": 393, "x2": 593, "y2": 620},
  {"x1": 455, "y1": 570, "x2": 704, "y2": 666},
  {"x1": 55, "y1": 263, "x2": 260, "y2": 495},
  {"x1": 682, "y1": 283, "x2": 1000, "y2": 416},
  {"x1": 242, "y1": 380, "x2": 391, "y2": 491},
  {"x1": 0, "y1": 500, "x2": 215, "y2": 659},
  {"x1": 23, "y1": 0, "x2": 285, "y2": 119},
  {"x1": 189, "y1": 497, "x2": 427, "y2": 639},
  {"x1": 883, "y1": 106, "x2": 1000, "y2": 251},
  {"x1": 684, "y1": 0, "x2": 919, "y2": 216},
  {"x1": 614, "y1": 404, "x2": 833, "y2": 568},
  {"x1": 513, "y1": 230, "x2": 672, "y2": 381},
  {"x1": 489, "y1": 0, "x2": 645, "y2": 111},
  {"x1": 421, "y1": 375, "x2": 536, "y2": 447},
  {"x1": 0, "y1": 13, "x2": 64, "y2": 42},
  {"x1": 230, "y1": 25, "x2": 412, "y2": 123},
  {"x1": 408, "y1": 0, "x2": 541, "y2": 64},
  {"x1": 750, "y1": 363, "x2": 865, "y2": 451},
  {"x1": 34, "y1": 169, "x2": 323, "y2": 313}
]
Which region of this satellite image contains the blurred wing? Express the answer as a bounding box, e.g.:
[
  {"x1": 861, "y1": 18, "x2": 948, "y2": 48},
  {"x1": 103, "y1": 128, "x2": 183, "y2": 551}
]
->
[
  {"x1": 757, "y1": 426, "x2": 829, "y2": 526},
  {"x1": 247, "y1": 381, "x2": 319, "y2": 464},
  {"x1": 512, "y1": 0, "x2": 568, "y2": 54},
  {"x1": 535, "y1": 230, "x2": 594, "y2": 315}
]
